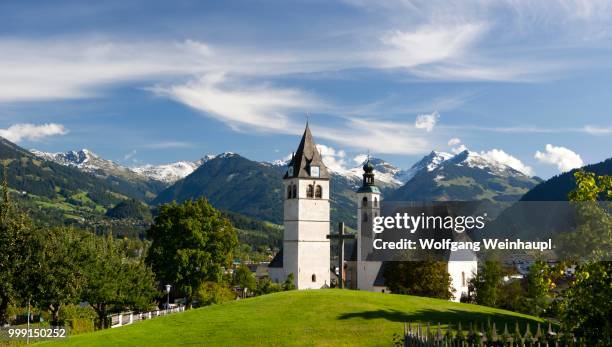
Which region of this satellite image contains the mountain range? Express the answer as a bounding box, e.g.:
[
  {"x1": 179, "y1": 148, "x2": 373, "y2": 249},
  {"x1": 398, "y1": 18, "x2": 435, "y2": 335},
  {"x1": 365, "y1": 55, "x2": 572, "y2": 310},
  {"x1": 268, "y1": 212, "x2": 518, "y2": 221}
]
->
[{"x1": 23, "y1": 140, "x2": 603, "y2": 231}]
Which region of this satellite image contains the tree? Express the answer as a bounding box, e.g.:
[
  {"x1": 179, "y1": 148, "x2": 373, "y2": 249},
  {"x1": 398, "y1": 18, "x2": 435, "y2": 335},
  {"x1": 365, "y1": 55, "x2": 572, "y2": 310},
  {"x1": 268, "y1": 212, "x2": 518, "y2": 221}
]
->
[
  {"x1": 282, "y1": 273, "x2": 296, "y2": 291},
  {"x1": 0, "y1": 168, "x2": 39, "y2": 325},
  {"x1": 561, "y1": 261, "x2": 611, "y2": 346},
  {"x1": 470, "y1": 261, "x2": 503, "y2": 307},
  {"x1": 81, "y1": 233, "x2": 158, "y2": 329},
  {"x1": 194, "y1": 282, "x2": 235, "y2": 307},
  {"x1": 32, "y1": 228, "x2": 89, "y2": 326},
  {"x1": 558, "y1": 170, "x2": 612, "y2": 345},
  {"x1": 232, "y1": 265, "x2": 256, "y2": 292},
  {"x1": 254, "y1": 278, "x2": 281, "y2": 295},
  {"x1": 146, "y1": 198, "x2": 238, "y2": 306},
  {"x1": 384, "y1": 261, "x2": 454, "y2": 300},
  {"x1": 522, "y1": 260, "x2": 553, "y2": 316}
]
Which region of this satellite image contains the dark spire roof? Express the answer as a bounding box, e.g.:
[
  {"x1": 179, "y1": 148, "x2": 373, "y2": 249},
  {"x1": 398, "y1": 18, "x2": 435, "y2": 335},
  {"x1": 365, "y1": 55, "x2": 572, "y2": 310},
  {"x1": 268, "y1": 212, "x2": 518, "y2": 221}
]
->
[
  {"x1": 284, "y1": 123, "x2": 330, "y2": 179},
  {"x1": 357, "y1": 156, "x2": 380, "y2": 193}
]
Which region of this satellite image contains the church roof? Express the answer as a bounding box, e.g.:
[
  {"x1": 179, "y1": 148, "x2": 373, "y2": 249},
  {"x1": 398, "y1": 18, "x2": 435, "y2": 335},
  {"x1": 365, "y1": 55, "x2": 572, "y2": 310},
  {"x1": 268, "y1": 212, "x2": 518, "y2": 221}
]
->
[
  {"x1": 356, "y1": 185, "x2": 381, "y2": 194},
  {"x1": 284, "y1": 123, "x2": 330, "y2": 179},
  {"x1": 268, "y1": 249, "x2": 283, "y2": 268}
]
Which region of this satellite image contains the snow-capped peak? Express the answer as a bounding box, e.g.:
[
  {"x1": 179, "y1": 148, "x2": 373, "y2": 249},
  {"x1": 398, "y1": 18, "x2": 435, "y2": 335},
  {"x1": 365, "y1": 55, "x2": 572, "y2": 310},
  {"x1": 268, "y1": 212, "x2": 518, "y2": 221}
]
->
[
  {"x1": 445, "y1": 150, "x2": 530, "y2": 177},
  {"x1": 31, "y1": 148, "x2": 99, "y2": 166}
]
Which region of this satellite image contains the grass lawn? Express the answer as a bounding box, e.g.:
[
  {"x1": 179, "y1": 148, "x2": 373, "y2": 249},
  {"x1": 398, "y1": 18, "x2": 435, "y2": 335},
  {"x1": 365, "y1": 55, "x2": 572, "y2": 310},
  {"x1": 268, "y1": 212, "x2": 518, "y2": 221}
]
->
[{"x1": 41, "y1": 290, "x2": 544, "y2": 347}]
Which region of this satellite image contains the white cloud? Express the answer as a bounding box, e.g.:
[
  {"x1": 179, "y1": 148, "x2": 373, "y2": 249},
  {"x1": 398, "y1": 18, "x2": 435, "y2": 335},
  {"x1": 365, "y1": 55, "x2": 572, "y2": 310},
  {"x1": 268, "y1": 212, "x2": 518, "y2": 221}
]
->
[
  {"x1": 451, "y1": 144, "x2": 468, "y2": 154},
  {"x1": 0, "y1": 123, "x2": 68, "y2": 143},
  {"x1": 448, "y1": 137, "x2": 461, "y2": 146},
  {"x1": 480, "y1": 149, "x2": 534, "y2": 176},
  {"x1": 314, "y1": 118, "x2": 432, "y2": 155},
  {"x1": 315, "y1": 144, "x2": 349, "y2": 173},
  {"x1": 153, "y1": 73, "x2": 321, "y2": 133},
  {"x1": 379, "y1": 23, "x2": 486, "y2": 68},
  {"x1": 534, "y1": 144, "x2": 584, "y2": 173},
  {"x1": 415, "y1": 111, "x2": 440, "y2": 132},
  {"x1": 353, "y1": 154, "x2": 368, "y2": 165}
]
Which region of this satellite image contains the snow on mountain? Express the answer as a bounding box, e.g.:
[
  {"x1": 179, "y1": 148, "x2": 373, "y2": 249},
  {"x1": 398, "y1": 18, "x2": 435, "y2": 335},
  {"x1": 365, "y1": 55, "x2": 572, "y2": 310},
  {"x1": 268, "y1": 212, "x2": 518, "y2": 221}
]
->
[
  {"x1": 402, "y1": 151, "x2": 454, "y2": 181},
  {"x1": 30, "y1": 148, "x2": 140, "y2": 180},
  {"x1": 31, "y1": 148, "x2": 212, "y2": 184},
  {"x1": 446, "y1": 150, "x2": 531, "y2": 177},
  {"x1": 131, "y1": 161, "x2": 201, "y2": 184}
]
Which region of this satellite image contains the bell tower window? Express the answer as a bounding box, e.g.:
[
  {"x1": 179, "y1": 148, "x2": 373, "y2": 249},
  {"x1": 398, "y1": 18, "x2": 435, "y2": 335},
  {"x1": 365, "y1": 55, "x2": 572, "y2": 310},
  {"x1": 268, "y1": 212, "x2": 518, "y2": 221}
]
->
[
  {"x1": 362, "y1": 197, "x2": 368, "y2": 207},
  {"x1": 307, "y1": 184, "x2": 314, "y2": 198},
  {"x1": 374, "y1": 197, "x2": 378, "y2": 207},
  {"x1": 292, "y1": 184, "x2": 297, "y2": 199},
  {"x1": 287, "y1": 185, "x2": 292, "y2": 199},
  {"x1": 315, "y1": 185, "x2": 322, "y2": 198},
  {"x1": 311, "y1": 274, "x2": 316, "y2": 282}
]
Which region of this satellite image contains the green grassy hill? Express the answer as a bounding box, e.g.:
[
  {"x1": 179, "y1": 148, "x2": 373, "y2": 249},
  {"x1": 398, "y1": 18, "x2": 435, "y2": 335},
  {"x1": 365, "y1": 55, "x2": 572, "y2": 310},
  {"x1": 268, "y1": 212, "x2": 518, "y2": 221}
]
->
[{"x1": 44, "y1": 290, "x2": 544, "y2": 347}]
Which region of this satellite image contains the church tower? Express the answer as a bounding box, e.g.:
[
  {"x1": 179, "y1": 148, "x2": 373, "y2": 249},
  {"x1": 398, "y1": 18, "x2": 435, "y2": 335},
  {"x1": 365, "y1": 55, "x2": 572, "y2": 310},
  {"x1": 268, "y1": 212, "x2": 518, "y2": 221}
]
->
[
  {"x1": 356, "y1": 158, "x2": 385, "y2": 292},
  {"x1": 282, "y1": 123, "x2": 330, "y2": 289}
]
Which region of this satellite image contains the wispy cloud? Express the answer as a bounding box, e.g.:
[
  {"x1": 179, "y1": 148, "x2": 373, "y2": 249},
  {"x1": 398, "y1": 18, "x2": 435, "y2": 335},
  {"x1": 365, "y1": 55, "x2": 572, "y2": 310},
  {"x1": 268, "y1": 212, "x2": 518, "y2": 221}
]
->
[
  {"x1": 141, "y1": 141, "x2": 194, "y2": 149},
  {"x1": 0, "y1": 123, "x2": 68, "y2": 143},
  {"x1": 314, "y1": 118, "x2": 433, "y2": 155},
  {"x1": 152, "y1": 73, "x2": 321, "y2": 133},
  {"x1": 444, "y1": 124, "x2": 612, "y2": 135}
]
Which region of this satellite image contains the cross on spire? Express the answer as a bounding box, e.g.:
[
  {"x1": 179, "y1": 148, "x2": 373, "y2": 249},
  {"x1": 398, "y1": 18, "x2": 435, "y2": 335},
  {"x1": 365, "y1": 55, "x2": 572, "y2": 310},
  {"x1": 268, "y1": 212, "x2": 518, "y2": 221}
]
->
[{"x1": 327, "y1": 222, "x2": 355, "y2": 289}]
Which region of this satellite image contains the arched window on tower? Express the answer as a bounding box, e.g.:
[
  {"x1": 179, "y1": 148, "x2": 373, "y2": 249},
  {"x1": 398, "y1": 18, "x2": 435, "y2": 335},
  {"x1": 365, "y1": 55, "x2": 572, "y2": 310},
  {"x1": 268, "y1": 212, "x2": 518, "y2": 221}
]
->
[
  {"x1": 311, "y1": 274, "x2": 316, "y2": 282},
  {"x1": 362, "y1": 212, "x2": 368, "y2": 223},
  {"x1": 306, "y1": 184, "x2": 314, "y2": 198},
  {"x1": 362, "y1": 197, "x2": 368, "y2": 207},
  {"x1": 292, "y1": 184, "x2": 297, "y2": 199},
  {"x1": 374, "y1": 197, "x2": 378, "y2": 207},
  {"x1": 287, "y1": 185, "x2": 292, "y2": 199},
  {"x1": 461, "y1": 272, "x2": 466, "y2": 287},
  {"x1": 315, "y1": 185, "x2": 322, "y2": 198}
]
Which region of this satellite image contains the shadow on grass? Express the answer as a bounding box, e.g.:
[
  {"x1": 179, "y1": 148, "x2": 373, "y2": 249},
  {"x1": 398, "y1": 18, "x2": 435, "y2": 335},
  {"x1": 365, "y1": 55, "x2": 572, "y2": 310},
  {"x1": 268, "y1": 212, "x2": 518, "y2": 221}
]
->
[{"x1": 337, "y1": 308, "x2": 541, "y2": 328}]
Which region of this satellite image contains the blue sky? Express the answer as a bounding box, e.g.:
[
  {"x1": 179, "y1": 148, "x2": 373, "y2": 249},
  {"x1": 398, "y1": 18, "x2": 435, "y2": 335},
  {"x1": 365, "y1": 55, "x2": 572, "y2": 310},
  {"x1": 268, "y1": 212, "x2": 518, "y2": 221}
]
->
[{"x1": 0, "y1": 0, "x2": 611, "y2": 178}]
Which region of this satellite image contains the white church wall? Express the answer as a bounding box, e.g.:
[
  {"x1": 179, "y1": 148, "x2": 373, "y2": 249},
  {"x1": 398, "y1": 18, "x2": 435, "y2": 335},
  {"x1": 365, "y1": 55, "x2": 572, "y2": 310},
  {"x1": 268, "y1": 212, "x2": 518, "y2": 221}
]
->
[
  {"x1": 447, "y1": 259, "x2": 478, "y2": 302},
  {"x1": 357, "y1": 261, "x2": 383, "y2": 292}
]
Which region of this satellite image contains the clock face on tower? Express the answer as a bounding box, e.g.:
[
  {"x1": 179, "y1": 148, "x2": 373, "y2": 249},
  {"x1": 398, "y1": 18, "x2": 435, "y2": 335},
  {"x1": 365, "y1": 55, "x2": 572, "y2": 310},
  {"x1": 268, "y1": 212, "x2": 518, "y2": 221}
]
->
[
  {"x1": 310, "y1": 166, "x2": 320, "y2": 177},
  {"x1": 288, "y1": 167, "x2": 294, "y2": 176}
]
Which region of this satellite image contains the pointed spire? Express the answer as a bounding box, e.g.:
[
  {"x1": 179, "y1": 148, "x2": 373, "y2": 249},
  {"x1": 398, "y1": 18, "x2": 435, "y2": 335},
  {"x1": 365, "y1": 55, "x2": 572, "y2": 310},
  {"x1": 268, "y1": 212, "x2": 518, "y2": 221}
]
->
[{"x1": 284, "y1": 122, "x2": 329, "y2": 179}]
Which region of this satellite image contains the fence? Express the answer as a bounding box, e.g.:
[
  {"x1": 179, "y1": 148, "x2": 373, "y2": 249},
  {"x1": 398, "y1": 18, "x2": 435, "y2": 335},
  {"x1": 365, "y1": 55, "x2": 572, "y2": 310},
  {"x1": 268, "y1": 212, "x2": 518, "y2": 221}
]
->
[
  {"x1": 109, "y1": 306, "x2": 185, "y2": 328},
  {"x1": 396, "y1": 321, "x2": 593, "y2": 347}
]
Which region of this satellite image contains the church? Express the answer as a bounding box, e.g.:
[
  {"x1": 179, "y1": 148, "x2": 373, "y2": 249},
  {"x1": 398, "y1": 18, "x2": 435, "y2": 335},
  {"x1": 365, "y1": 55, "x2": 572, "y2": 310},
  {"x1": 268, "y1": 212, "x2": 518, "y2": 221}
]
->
[{"x1": 269, "y1": 123, "x2": 477, "y2": 301}]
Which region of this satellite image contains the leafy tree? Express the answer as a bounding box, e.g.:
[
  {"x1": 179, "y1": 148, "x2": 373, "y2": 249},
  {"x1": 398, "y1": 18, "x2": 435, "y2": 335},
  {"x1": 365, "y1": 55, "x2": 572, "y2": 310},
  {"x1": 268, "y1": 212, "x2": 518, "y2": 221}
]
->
[
  {"x1": 146, "y1": 198, "x2": 238, "y2": 306},
  {"x1": 254, "y1": 278, "x2": 281, "y2": 295},
  {"x1": 561, "y1": 261, "x2": 611, "y2": 346},
  {"x1": 232, "y1": 265, "x2": 256, "y2": 292},
  {"x1": 32, "y1": 227, "x2": 89, "y2": 326},
  {"x1": 384, "y1": 261, "x2": 454, "y2": 299},
  {"x1": 522, "y1": 260, "x2": 553, "y2": 316},
  {"x1": 282, "y1": 273, "x2": 296, "y2": 291},
  {"x1": 558, "y1": 170, "x2": 612, "y2": 345},
  {"x1": 0, "y1": 168, "x2": 39, "y2": 325},
  {"x1": 194, "y1": 282, "x2": 235, "y2": 307},
  {"x1": 81, "y1": 234, "x2": 157, "y2": 328},
  {"x1": 470, "y1": 261, "x2": 504, "y2": 307}
]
